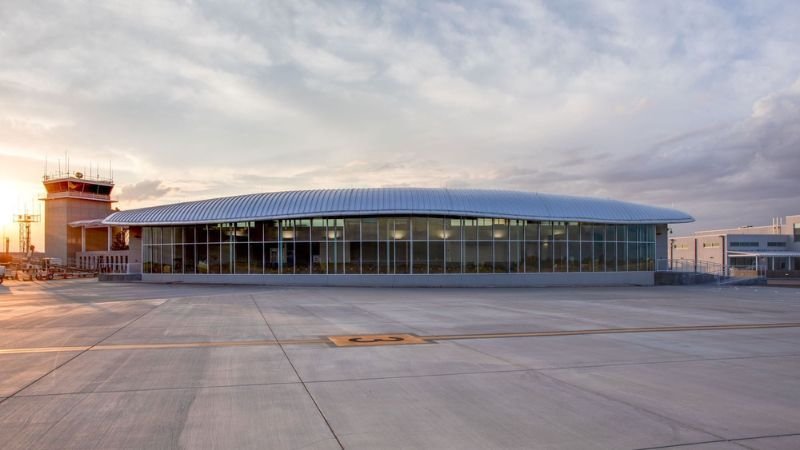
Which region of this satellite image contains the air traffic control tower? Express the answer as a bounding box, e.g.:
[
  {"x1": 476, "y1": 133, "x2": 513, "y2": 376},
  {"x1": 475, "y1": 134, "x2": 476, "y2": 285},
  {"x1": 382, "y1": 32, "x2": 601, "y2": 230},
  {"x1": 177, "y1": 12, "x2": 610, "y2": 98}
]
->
[{"x1": 42, "y1": 171, "x2": 115, "y2": 264}]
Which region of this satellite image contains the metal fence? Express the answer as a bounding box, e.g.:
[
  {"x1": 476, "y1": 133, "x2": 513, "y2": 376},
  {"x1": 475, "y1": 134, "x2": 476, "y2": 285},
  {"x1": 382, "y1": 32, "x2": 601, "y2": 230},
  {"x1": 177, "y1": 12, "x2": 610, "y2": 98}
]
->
[{"x1": 655, "y1": 258, "x2": 767, "y2": 283}]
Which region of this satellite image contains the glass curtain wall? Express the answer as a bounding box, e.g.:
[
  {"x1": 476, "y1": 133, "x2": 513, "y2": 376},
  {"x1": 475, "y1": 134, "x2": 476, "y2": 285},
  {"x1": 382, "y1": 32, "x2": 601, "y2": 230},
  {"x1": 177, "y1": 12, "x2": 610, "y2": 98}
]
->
[{"x1": 143, "y1": 218, "x2": 656, "y2": 274}]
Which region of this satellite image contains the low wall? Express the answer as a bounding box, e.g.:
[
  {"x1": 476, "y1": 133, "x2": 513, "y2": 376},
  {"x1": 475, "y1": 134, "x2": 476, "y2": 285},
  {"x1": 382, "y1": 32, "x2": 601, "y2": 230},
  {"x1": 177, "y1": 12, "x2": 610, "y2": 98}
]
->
[
  {"x1": 99, "y1": 273, "x2": 143, "y2": 282},
  {"x1": 141, "y1": 272, "x2": 654, "y2": 287},
  {"x1": 655, "y1": 272, "x2": 718, "y2": 285}
]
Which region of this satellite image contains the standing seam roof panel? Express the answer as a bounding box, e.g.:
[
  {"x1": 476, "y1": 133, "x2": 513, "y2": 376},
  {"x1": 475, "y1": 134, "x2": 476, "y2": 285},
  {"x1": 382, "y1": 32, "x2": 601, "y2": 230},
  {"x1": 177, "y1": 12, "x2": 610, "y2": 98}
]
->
[{"x1": 103, "y1": 188, "x2": 694, "y2": 225}]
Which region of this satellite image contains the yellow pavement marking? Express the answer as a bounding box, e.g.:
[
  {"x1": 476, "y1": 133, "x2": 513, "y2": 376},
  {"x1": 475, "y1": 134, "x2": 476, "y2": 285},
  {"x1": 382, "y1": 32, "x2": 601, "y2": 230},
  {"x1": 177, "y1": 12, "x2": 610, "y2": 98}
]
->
[
  {"x1": 0, "y1": 346, "x2": 88, "y2": 355},
  {"x1": 1, "y1": 322, "x2": 799, "y2": 355},
  {"x1": 327, "y1": 334, "x2": 429, "y2": 347}
]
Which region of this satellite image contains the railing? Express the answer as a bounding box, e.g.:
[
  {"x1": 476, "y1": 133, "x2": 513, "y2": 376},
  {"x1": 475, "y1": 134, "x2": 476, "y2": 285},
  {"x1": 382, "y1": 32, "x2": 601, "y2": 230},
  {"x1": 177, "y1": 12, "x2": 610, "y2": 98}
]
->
[
  {"x1": 655, "y1": 258, "x2": 726, "y2": 276},
  {"x1": 76, "y1": 251, "x2": 129, "y2": 272},
  {"x1": 98, "y1": 262, "x2": 142, "y2": 274},
  {"x1": 656, "y1": 258, "x2": 767, "y2": 284}
]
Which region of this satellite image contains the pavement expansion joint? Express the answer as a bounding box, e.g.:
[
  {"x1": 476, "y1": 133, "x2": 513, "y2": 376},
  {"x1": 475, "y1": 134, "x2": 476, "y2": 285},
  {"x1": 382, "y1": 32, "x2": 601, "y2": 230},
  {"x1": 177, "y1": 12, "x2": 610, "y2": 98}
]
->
[{"x1": 2, "y1": 321, "x2": 800, "y2": 355}]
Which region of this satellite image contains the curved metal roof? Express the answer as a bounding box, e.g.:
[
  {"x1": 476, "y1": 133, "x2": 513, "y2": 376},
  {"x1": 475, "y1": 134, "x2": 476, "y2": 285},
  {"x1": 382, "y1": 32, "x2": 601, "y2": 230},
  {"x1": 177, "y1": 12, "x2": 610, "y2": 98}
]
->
[{"x1": 102, "y1": 188, "x2": 693, "y2": 225}]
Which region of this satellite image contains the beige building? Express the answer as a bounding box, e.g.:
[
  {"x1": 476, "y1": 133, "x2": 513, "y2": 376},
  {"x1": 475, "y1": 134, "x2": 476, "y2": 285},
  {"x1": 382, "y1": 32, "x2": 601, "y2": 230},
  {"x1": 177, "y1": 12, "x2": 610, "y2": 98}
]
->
[
  {"x1": 42, "y1": 172, "x2": 128, "y2": 269},
  {"x1": 670, "y1": 215, "x2": 800, "y2": 277}
]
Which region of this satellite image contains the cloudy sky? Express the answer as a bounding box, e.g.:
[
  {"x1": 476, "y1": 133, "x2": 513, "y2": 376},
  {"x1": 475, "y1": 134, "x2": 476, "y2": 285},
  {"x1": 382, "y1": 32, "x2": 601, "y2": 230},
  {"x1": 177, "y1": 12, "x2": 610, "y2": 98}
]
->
[{"x1": 2, "y1": 0, "x2": 799, "y2": 250}]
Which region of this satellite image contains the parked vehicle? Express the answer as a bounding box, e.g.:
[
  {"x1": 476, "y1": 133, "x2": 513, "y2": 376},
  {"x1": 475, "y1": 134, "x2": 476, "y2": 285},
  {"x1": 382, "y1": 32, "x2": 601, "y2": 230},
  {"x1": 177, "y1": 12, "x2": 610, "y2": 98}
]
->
[{"x1": 0, "y1": 265, "x2": 5, "y2": 284}]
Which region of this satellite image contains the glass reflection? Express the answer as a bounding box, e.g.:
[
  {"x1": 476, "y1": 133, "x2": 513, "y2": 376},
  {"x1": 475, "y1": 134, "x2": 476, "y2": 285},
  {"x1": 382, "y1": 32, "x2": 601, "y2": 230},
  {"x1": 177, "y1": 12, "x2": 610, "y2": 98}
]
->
[{"x1": 141, "y1": 220, "x2": 657, "y2": 275}]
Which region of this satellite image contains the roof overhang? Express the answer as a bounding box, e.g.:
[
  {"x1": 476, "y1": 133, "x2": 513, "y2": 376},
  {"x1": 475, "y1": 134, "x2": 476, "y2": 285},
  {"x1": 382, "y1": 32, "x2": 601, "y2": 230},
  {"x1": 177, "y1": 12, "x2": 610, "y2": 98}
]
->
[{"x1": 101, "y1": 188, "x2": 695, "y2": 227}]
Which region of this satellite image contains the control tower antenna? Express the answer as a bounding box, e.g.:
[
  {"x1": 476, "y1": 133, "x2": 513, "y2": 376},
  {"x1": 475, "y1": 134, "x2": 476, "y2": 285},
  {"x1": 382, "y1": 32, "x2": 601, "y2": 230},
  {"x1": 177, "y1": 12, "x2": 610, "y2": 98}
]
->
[{"x1": 14, "y1": 211, "x2": 40, "y2": 259}]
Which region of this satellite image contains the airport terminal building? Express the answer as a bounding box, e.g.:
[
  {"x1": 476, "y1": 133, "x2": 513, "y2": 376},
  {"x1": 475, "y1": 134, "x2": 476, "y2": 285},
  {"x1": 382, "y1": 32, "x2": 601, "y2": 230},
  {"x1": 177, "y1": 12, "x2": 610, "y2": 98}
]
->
[{"x1": 102, "y1": 188, "x2": 693, "y2": 286}]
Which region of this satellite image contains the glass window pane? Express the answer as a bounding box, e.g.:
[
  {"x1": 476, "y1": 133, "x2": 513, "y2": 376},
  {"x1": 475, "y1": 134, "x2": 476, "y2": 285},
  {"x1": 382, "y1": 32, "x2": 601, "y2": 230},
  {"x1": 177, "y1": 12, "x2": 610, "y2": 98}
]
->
[
  {"x1": 540, "y1": 222, "x2": 553, "y2": 242},
  {"x1": 627, "y1": 225, "x2": 638, "y2": 243},
  {"x1": 250, "y1": 242, "x2": 264, "y2": 274},
  {"x1": 362, "y1": 218, "x2": 378, "y2": 241},
  {"x1": 463, "y1": 218, "x2": 478, "y2": 240},
  {"x1": 639, "y1": 243, "x2": 649, "y2": 270},
  {"x1": 265, "y1": 221, "x2": 279, "y2": 241},
  {"x1": 311, "y1": 242, "x2": 325, "y2": 274},
  {"x1": 311, "y1": 218, "x2": 326, "y2": 241},
  {"x1": 151, "y1": 245, "x2": 162, "y2": 273},
  {"x1": 220, "y1": 243, "x2": 232, "y2": 274},
  {"x1": 176, "y1": 244, "x2": 185, "y2": 273},
  {"x1": 395, "y1": 241, "x2": 410, "y2": 274},
  {"x1": 553, "y1": 242, "x2": 567, "y2": 272},
  {"x1": 606, "y1": 225, "x2": 617, "y2": 242},
  {"x1": 525, "y1": 241, "x2": 539, "y2": 272},
  {"x1": 508, "y1": 240, "x2": 522, "y2": 272},
  {"x1": 525, "y1": 221, "x2": 539, "y2": 241},
  {"x1": 446, "y1": 240, "x2": 461, "y2": 273},
  {"x1": 143, "y1": 246, "x2": 152, "y2": 273},
  {"x1": 477, "y1": 242, "x2": 492, "y2": 273},
  {"x1": 540, "y1": 240, "x2": 553, "y2": 272},
  {"x1": 593, "y1": 224, "x2": 606, "y2": 242},
  {"x1": 447, "y1": 218, "x2": 463, "y2": 241},
  {"x1": 628, "y1": 242, "x2": 638, "y2": 271},
  {"x1": 281, "y1": 242, "x2": 294, "y2": 274},
  {"x1": 208, "y1": 243, "x2": 220, "y2": 274},
  {"x1": 429, "y1": 218, "x2": 445, "y2": 241},
  {"x1": 183, "y1": 226, "x2": 195, "y2": 244},
  {"x1": 344, "y1": 219, "x2": 361, "y2": 241},
  {"x1": 361, "y1": 242, "x2": 378, "y2": 274},
  {"x1": 580, "y1": 223, "x2": 593, "y2": 242},
  {"x1": 378, "y1": 238, "x2": 388, "y2": 274},
  {"x1": 429, "y1": 241, "x2": 444, "y2": 273},
  {"x1": 615, "y1": 225, "x2": 625, "y2": 242},
  {"x1": 280, "y1": 221, "x2": 294, "y2": 241},
  {"x1": 208, "y1": 224, "x2": 222, "y2": 243},
  {"x1": 412, "y1": 217, "x2": 428, "y2": 241},
  {"x1": 464, "y1": 241, "x2": 478, "y2": 273},
  {"x1": 195, "y1": 225, "x2": 207, "y2": 244},
  {"x1": 197, "y1": 243, "x2": 208, "y2": 273},
  {"x1": 509, "y1": 220, "x2": 524, "y2": 241},
  {"x1": 332, "y1": 239, "x2": 345, "y2": 274},
  {"x1": 249, "y1": 221, "x2": 264, "y2": 242},
  {"x1": 235, "y1": 243, "x2": 248, "y2": 273},
  {"x1": 581, "y1": 242, "x2": 593, "y2": 272},
  {"x1": 162, "y1": 227, "x2": 173, "y2": 245},
  {"x1": 594, "y1": 241, "x2": 606, "y2": 272},
  {"x1": 553, "y1": 222, "x2": 566, "y2": 241},
  {"x1": 568, "y1": 242, "x2": 580, "y2": 272},
  {"x1": 295, "y1": 241, "x2": 310, "y2": 274},
  {"x1": 295, "y1": 220, "x2": 310, "y2": 241},
  {"x1": 265, "y1": 243, "x2": 279, "y2": 273},
  {"x1": 412, "y1": 242, "x2": 427, "y2": 273},
  {"x1": 492, "y1": 219, "x2": 508, "y2": 240},
  {"x1": 566, "y1": 222, "x2": 579, "y2": 241},
  {"x1": 478, "y1": 218, "x2": 492, "y2": 240},
  {"x1": 393, "y1": 218, "x2": 410, "y2": 241},
  {"x1": 606, "y1": 240, "x2": 617, "y2": 272},
  {"x1": 493, "y1": 240, "x2": 509, "y2": 273},
  {"x1": 617, "y1": 241, "x2": 626, "y2": 272}
]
